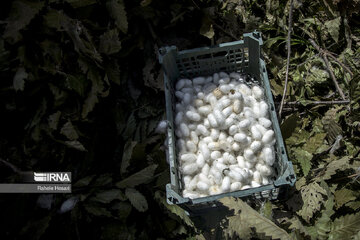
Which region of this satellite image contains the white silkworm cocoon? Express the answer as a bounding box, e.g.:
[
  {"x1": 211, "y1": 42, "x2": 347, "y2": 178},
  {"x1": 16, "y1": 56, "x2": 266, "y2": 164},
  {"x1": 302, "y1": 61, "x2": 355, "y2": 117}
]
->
[
  {"x1": 259, "y1": 101, "x2": 269, "y2": 117},
  {"x1": 183, "y1": 93, "x2": 192, "y2": 105},
  {"x1": 219, "y1": 72, "x2": 229, "y2": 78},
  {"x1": 244, "y1": 108, "x2": 255, "y2": 119},
  {"x1": 177, "y1": 139, "x2": 186, "y2": 153},
  {"x1": 221, "y1": 176, "x2": 231, "y2": 192},
  {"x1": 194, "y1": 99, "x2": 204, "y2": 108},
  {"x1": 252, "y1": 103, "x2": 261, "y2": 118},
  {"x1": 230, "y1": 182, "x2": 242, "y2": 191},
  {"x1": 258, "y1": 117, "x2": 272, "y2": 128},
  {"x1": 175, "y1": 129, "x2": 182, "y2": 138},
  {"x1": 252, "y1": 85, "x2": 264, "y2": 100},
  {"x1": 176, "y1": 79, "x2": 186, "y2": 90},
  {"x1": 220, "y1": 84, "x2": 231, "y2": 94},
  {"x1": 184, "y1": 79, "x2": 192, "y2": 87},
  {"x1": 238, "y1": 119, "x2": 251, "y2": 129},
  {"x1": 218, "y1": 97, "x2": 231, "y2": 110},
  {"x1": 262, "y1": 177, "x2": 270, "y2": 185},
  {"x1": 175, "y1": 112, "x2": 184, "y2": 126},
  {"x1": 176, "y1": 103, "x2": 184, "y2": 113},
  {"x1": 233, "y1": 99, "x2": 243, "y2": 114},
  {"x1": 183, "y1": 190, "x2": 199, "y2": 199},
  {"x1": 198, "y1": 173, "x2": 210, "y2": 184},
  {"x1": 230, "y1": 72, "x2": 241, "y2": 80},
  {"x1": 209, "y1": 168, "x2": 222, "y2": 185},
  {"x1": 183, "y1": 175, "x2": 192, "y2": 187},
  {"x1": 203, "y1": 83, "x2": 217, "y2": 93},
  {"x1": 223, "y1": 152, "x2": 236, "y2": 164},
  {"x1": 229, "y1": 91, "x2": 242, "y2": 101},
  {"x1": 244, "y1": 148, "x2": 256, "y2": 162},
  {"x1": 237, "y1": 156, "x2": 246, "y2": 168},
  {"x1": 186, "y1": 111, "x2": 201, "y2": 121},
  {"x1": 245, "y1": 161, "x2": 255, "y2": 169},
  {"x1": 197, "y1": 181, "x2": 209, "y2": 191},
  {"x1": 251, "y1": 181, "x2": 261, "y2": 188},
  {"x1": 205, "y1": 76, "x2": 213, "y2": 84},
  {"x1": 260, "y1": 165, "x2": 273, "y2": 176},
  {"x1": 202, "y1": 136, "x2": 213, "y2": 144},
  {"x1": 175, "y1": 91, "x2": 184, "y2": 99},
  {"x1": 229, "y1": 125, "x2": 238, "y2": 135},
  {"x1": 182, "y1": 163, "x2": 198, "y2": 175},
  {"x1": 182, "y1": 87, "x2": 194, "y2": 94},
  {"x1": 194, "y1": 85, "x2": 202, "y2": 93},
  {"x1": 241, "y1": 185, "x2": 251, "y2": 190},
  {"x1": 196, "y1": 124, "x2": 209, "y2": 136},
  {"x1": 215, "y1": 161, "x2": 227, "y2": 172},
  {"x1": 212, "y1": 88, "x2": 222, "y2": 99},
  {"x1": 219, "y1": 77, "x2": 230, "y2": 85},
  {"x1": 155, "y1": 120, "x2": 168, "y2": 134},
  {"x1": 250, "y1": 140, "x2": 262, "y2": 152},
  {"x1": 210, "y1": 129, "x2": 220, "y2": 141},
  {"x1": 199, "y1": 142, "x2": 210, "y2": 160},
  {"x1": 188, "y1": 175, "x2": 198, "y2": 190},
  {"x1": 234, "y1": 132, "x2": 247, "y2": 143},
  {"x1": 197, "y1": 92, "x2": 205, "y2": 99},
  {"x1": 187, "y1": 123, "x2": 197, "y2": 131},
  {"x1": 208, "y1": 142, "x2": 221, "y2": 151},
  {"x1": 232, "y1": 142, "x2": 241, "y2": 151},
  {"x1": 250, "y1": 125, "x2": 262, "y2": 140},
  {"x1": 262, "y1": 130, "x2": 275, "y2": 144},
  {"x1": 213, "y1": 109, "x2": 225, "y2": 125},
  {"x1": 213, "y1": 73, "x2": 220, "y2": 84},
  {"x1": 193, "y1": 76, "x2": 205, "y2": 85},
  {"x1": 209, "y1": 185, "x2": 222, "y2": 195},
  {"x1": 180, "y1": 123, "x2": 190, "y2": 137},
  {"x1": 207, "y1": 113, "x2": 218, "y2": 128},
  {"x1": 218, "y1": 131, "x2": 227, "y2": 141},
  {"x1": 195, "y1": 153, "x2": 205, "y2": 168},
  {"x1": 203, "y1": 118, "x2": 210, "y2": 129},
  {"x1": 224, "y1": 117, "x2": 235, "y2": 129},
  {"x1": 255, "y1": 124, "x2": 267, "y2": 135},
  {"x1": 198, "y1": 105, "x2": 212, "y2": 116},
  {"x1": 261, "y1": 147, "x2": 275, "y2": 166},
  {"x1": 238, "y1": 84, "x2": 252, "y2": 96},
  {"x1": 226, "y1": 136, "x2": 234, "y2": 145},
  {"x1": 209, "y1": 95, "x2": 218, "y2": 107},
  {"x1": 186, "y1": 140, "x2": 197, "y2": 153},
  {"x1": 253, "y1": 170, "x2": 262, "y2": 184},
  {"x1": 202, "y1": 163, "x2": 210, "y2": 175},
  {"x1": 180, "y1": 153, "x2": 197, "y2": 162},
  {"x1": 222, "y1": 106, "x2": 233, "y2": 118},
  {"x1": 211, "y1": 151, "x2": 221, "y2": 160},
  {"x1": 228, "y1": 170, "x2": 244, "y2": 182},
  {"x1": 190, "y1": 131, "x2": 199, "y2": 144}
]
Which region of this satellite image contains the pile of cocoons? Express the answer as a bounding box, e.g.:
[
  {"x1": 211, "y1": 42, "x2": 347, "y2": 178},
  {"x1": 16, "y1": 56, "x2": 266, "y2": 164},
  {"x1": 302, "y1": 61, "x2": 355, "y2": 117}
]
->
[{"x1": 174, "y1": 72, "x2": 277, "y2": 199}]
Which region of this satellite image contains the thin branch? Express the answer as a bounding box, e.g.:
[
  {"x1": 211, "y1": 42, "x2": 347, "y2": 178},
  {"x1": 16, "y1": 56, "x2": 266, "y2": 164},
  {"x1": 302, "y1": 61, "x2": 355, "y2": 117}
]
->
[
  {"x1": 278, "y1": 0, "x2": 294, "y2": 119},
  {"x1": 279, "y1": 100, "x2": 350, "y2": 106},
  {"x1": 309, "y1": 39, "x2": 347, "y2": 100},
  {"x1": 327, "y1": 53, "x2": 353, "y2": 77}
]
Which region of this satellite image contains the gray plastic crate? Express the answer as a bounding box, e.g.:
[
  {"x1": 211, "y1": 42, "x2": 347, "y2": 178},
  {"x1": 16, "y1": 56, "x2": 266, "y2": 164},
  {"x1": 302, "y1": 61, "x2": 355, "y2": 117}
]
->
[{"x1": 158, "y1": 31, "x2": 296, "y2": 213}]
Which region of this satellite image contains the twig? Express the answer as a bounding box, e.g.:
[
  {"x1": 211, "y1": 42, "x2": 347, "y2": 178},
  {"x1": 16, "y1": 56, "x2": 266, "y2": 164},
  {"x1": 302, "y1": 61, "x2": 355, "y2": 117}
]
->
[
  {"x1": 309, "y1": 39, "x2": 347, "y2": 100},
  {"x1": 278, "y1": 100, "x2": 350, "y2": 106},
  {"x1": 278, "y1": 0, "x2": 294, "y2": 119},
  {"x1": 0, "y1": 158, "x2": 20, "y2": 173},
  {"x1": 327, "y1": 53, "x2": 353, "y2": 77}
]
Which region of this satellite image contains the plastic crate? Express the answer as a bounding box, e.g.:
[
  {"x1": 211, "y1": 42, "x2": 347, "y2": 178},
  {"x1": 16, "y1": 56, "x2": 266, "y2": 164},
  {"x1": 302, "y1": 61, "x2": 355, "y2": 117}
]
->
[{"x1": 158, "y1": 31, "x2": 296, "y2": 214}]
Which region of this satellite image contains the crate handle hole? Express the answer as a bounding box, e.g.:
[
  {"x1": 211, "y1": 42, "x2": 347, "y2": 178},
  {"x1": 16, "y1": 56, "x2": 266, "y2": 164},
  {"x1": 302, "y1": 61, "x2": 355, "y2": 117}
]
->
[{"x1": 271, "y1": 104, "x2": 274, "y2": 111}]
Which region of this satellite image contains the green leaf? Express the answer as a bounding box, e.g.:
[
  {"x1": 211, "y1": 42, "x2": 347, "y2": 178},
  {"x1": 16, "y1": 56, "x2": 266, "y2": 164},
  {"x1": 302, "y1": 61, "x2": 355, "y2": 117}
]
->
[
  {"x1": 116, "y1": 164, "x2": 158, "y2": 188},
  {"x1": 82, "y1": 86, "x2": 99, "y2": 119},
  {"x1": 288, "y1": 217, "x2": 310, "y2": 237},
  {"x1": 281, "y1": 113, "x2": 300, "y2": 140},
  {"x1": 60, "y1": 120, "x2": 79, "y2": 140},
  {"x1": 125, "y1": 188, "x2": 148, "y2": 212},
  {"x1": 84, "y1": 204, "x2": 112, "y2": 217},
  {"x1": 303, "y1": 133, "x2": 327, "y2": 153},
  {"x1": 65, "y1": 74, "x2": 88, "y2": 97},
  {"x1": 320, "y1": 156, "x2": 351, "y2": 180},
  {"x1": 4, "y1": 0, "x2": 45, "y2": 43},
  {"x1": 324, "y1": 16, "x2": 341, "y2": 43},
  {"x1": 91, "y1": 189, "x2": 126, "y2": 204},
  {"x1": 200, "y1": 16, "x2": 215, "y2": 39},
  {"x1": 346, "y1": 201, "x2": 360, "y2": 210},
  {"x1": 334, "y1": 189, "x2": 357, "y2": 209},
  {"x1": 65, "y1": 140, "x2": 87, "y2": 151},
  {"x1": 293, "y1": 148, "x2": 313, "y2": 176},
  {"x1": 13, "y1": 67, "x2": 28, "y2": 91},
  {"x1": 111, "y1": 202, "x2": 132, "y2": 221},
  {"x1": 65, "y1": 0, "x2": 96, "y2": 8},
  {"x1": 329, "y1": 213, "x2": 360, "y2": 240},
  {"x1": 297, "y1": 182, "x2": 327, "y2": 223},
  {"x1": 99, "y1": 29, "x2": 122, "y2": 55},
  {"x1": 220, "y1": 197, "x2": 291, "y2": 239},
  {"x1": 106, "y1": 0, "x2": 128, "y2": 34},
  {"x1": 48, "y1": 111, "x2": 61, "y2": 130},
  {"x1": 315, "y1": 185, "x2": 335, "y2": 239},
  {"x1": 154, "y1": 191, "x2": 194, "y2": 227},
  {"x1": 121, "y1": 140, "x2": 137, "y2": 174}
]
